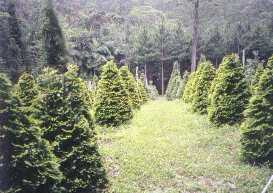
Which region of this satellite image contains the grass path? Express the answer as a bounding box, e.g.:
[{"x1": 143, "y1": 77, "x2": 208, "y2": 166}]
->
[{"x1": 98, "y1": 99, "x2": 272, "y2": 193}]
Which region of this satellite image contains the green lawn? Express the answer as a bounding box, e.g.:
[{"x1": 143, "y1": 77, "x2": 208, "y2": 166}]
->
[{"x1": 98, "y1": 99, "x2": 272, "y2": 193}]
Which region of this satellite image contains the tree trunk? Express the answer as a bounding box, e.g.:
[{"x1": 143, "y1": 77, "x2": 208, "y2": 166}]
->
[
  {"x1": 242, "y1": 49, "x2": 246, "y2": 66},
  {"x1": 191, "y1": 0, "x2": 199, "y2": 72}
]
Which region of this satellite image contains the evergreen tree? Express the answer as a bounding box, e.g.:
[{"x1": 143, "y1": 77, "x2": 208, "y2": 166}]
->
[
  {"x1": 250, "y1": 64, "x2": 264, "y2": 93},
  {"x1": 182, "y1": 72, "x2": 196, "y2": 103},
  {"x1": 57, "y1": 64, "x2": 107, "y2": 193},
  {"x1": 208, "y1": 54, "x2": 249, "y2": 125},
  {"x1": 192, "y1": 61, "x2": 215, "y2": 114},
  {"x1": 166, "y1": 61, "x2": 182, "y2": 100},
  {"x1": 95, "y1": 61, "x2": 133, "y2": 126},
  {"x1": 119, "y1": 65, "x2": 141, "y2": 109},
  {"x1": 0, "y1": 1, "x2": 27, "y2": 81},
  {"x1": 0, "y1": 73, "x2": 63, "y2": 193},
  {"x1": 176, "y1": 70, "x2": 189, "y2": 98},
  {"x1": 42, "y1": 0, "x2": 68, "y2": 72},
  {"x1": 241, "y1": 55, "x2": 273, "y2": 165},
  {"x1": 137, "y1": 73, "x2": 149, "y2": 104},
  {"x1": 146, "y1": 80, "x2": 159, "y2": 100}
]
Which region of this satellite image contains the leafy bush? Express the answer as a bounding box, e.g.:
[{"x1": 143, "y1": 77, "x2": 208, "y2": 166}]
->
[
  {"x1": 166, "y1": 61, "x2": 182, "y2": 100},
  {"x1": 208, "y1": 54, "x2": 249, "y2": 125},
  {"x1": 95, "y1": 61, "x2": 133, "y2": 126},
  {"x1": 192, "y1": 61, "x2": 215, "y2": 114},
  {"x1": 119, "y1": 65, "x2": 141, "y2": 109},
  {"x1": 241, "y1": 55, "x2": 273, "y2": 166}
]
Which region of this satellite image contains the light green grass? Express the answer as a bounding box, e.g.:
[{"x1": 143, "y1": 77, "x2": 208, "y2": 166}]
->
[{"x1": 98, "y1": 98, "x2": 272, "y2": 193}]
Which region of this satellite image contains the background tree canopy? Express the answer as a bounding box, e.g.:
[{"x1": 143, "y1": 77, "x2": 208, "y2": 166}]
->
[{"x1": 1, "y1": 0, "x2": 273, "y2": 92}]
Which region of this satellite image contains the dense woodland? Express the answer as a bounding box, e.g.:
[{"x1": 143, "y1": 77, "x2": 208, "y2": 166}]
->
[{"x1": 1, "y1": 0, "x2": 273, "y2": 192}]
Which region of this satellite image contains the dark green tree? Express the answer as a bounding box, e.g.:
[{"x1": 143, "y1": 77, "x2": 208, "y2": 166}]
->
[
  {"x1": 137, "y1": 73, "x2": 149, "y2": 104},
  {"x1": 42, "y1": 0, "x2": 68, "y2": 72},
  {"x1": 208, "y1": 54, "x2": 249, "y2": 125},
  {"x1": 192, "y1": 61, "x2": 215, "y2": 114},
  {"x1": 166, "y1": 61, "x2": 182, "y2": 100},
  {"x1": 95, "y1": 61, "x2": 133, "y2": 126},
  {"x1": 0, "y1": 73, "x2": 63, "y2": 193},
  {"x1": 119, "y1": 65, "x2": 141, "y2": 109},
  {"x1": 57, "y1": 64, "x2": 107, "y2": 193},
  {"x1": 241, "y1": 55, "x2": 273, "y2": 165}
]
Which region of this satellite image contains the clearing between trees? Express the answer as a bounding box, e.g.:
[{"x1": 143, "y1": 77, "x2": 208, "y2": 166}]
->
[{"x1": 99, "y1": 99, "x2": 273, "y2": 193}]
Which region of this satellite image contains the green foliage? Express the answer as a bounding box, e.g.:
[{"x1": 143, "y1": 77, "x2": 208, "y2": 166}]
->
[
  {"x1": 182, "y1": 72, "x2": 196, "y2": 103},
  {"x1": 166, "y1": 61, "x2": 182, "y2": 100},
  {"x1": 58, "y1": 64, "x2": 107, "y2": 192},
  {"x1": 42, "y1": 0, "x2": 68, "y2": 72},
  {"x1": 146, "y1": 81, "x2": 159, "y2": 100},
  {"x1": 15, "y1": 73, "x2": 38, "y2": 108},
  {"x1": 0, "y1": 73, "x2": 63, "y2": 193},
  {"x1": 241, "y1": 55, "x2": 273, "y2": 166},
  {"x1": 137, "y1": 78, "x2": 149, "y2": 104},
  {"x1": 35, "y1": 65, "x2": 107, "y2": 192},
  {"x1": 208, "y1": 54, "x2": 249, "y2": 125},
  {"x1": 192, "y1": 61, "x2": 215, "y2": 114},
  {"x1": 250, "y1": 64, "x2": 264, "y2": 93},
  {"x1": 176, "y1": 70, "x2": 189, "y2": 98},
  {"x1": 119, "y1": 65, "x2": 141, "y2": 109},
  {"x1": 95, "y1": 61, "x2": 133, "y2": 126}
]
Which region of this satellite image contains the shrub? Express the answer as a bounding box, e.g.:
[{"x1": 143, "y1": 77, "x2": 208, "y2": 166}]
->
[
  {"x1": 35, "y1": 65, "x2": 107, "y2": 192},
  {"x1": 208, "y1": 54, "x2": 249, "y2": 125},
  {"x1": 119, "y1": 65, "x2": 141, "y2": 109},
  {"x1": 192, "y1": 61, "x2": 215, "y2": 114},
  {"x1": 176, "y1": 71, "x2": 189, "y2": 99},
  {"x1": 95, "y1": 61, "x2": 133, "y2": 126},
  {"x1": 0, "y1": 73, "x2": 63, "y2": 193},
  {"x1": 146, "y1": 81, "x2": 159, "y2": 100},
  {"x1": 137, "y1": 77, "x2": 149, "y2": 104},
  {"x1": 241, "y1": 55, "x2": 273, "y2": 166},
  {"x1": 166, "y1": 61, "x2": 182, "y2": 100},
  {"x1": 182, "y1": 72, "x2": 196, "y2": 103}
]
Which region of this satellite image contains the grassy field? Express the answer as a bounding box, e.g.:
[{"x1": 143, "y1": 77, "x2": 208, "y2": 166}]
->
[{"x1": 98, "y1": 99, "x2": 273, "y2": 193}]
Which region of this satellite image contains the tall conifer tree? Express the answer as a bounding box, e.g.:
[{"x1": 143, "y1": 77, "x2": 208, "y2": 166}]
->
[{"x1": 42, "y1": 0, "x2": 68, "y2": 72}]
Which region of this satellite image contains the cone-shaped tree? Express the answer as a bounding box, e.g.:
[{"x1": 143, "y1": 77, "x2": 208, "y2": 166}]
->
[
  {"x1": 250, "y1": 64, "x2": 264, "y2": 93},
  {"x1": 57, "y1": 64, "x2": 107, "y2": 192},
  {"x1": 0, "y1": 73, "x2": 63, "y2": 193},
  {"x1": 192, "y1": 61, "x2": 215, "y2": 114},
  {"x1": 208, "y1": 54, "x2": 249, "y2": 125},
  {"x1": 176, "y1": 70, "x2": 189, "y2": 99},
  {"x1": 241, "y1": 55, "x2": 273, "y2": 165},
  {"x1": 166, "y1": 61, "x2": 182, "y2": 100},
  {"x1": 137, "y1": 74, "x2": 149, "y2": 104},
  {"x1": 42, "y1": 0, "x2": 68, "y2": 72},
  {"x1": 95, "y1": 61, "x2": 133, "y2": 126},
  {"x1": 182, "y1": 71, "x2": 196, "y2": 103},
  {"x1": 119, "y1": 65, "x2": 141, "y2": 109},
  {"x1": 0, "y1": 1, "x2": 27, "y2": 81}
]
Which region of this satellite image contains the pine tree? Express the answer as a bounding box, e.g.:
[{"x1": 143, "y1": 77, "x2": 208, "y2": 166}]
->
[
  {"x1": 166, "y1": 61, "x2": 182, "y2": 100},
  {"x1": 146, "y1": 80, "x2": 159, "y2": 100},
  {"x1": 119, "y1": 65, "x2": 141, "y2": 109},
  {"x1": 192, "y1": 61, "x2": 215, "y2": 114},
  {"x1": 208, "y1": 54, "x2": 249, "y2": 125},
  {"x1": 250, "y1": 64, "x2": 264, "y2": 93},
  {"x1": 57, "y1": 64, "x2": 107, "y2": 192},
  {"x1": 95, "y1": 61, "x2": 133, "y2": 126},
  {"x1": 176, "y1": 70, "x2": 189, "y2": 98},
  {"x1": 241, "y1": 55, "x2": 273, "y2": 165},
  {"x1": 0, "y1": 73, "x2": 63, "y2": 193},
  {"x1": 0, "y1": 1, "x2": 27, "y2": 81},
  {"x1": 182, "y1": 72, "x2": 196, "y2": 103},
  {"x1": 42, "y1": 0, "x2": 68, "y2": 72},
  {"x1": 137, "y1": 74, "x2": 149, "y2": 104}
]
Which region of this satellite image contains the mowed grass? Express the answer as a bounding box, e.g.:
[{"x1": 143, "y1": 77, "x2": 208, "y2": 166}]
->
[{"x1": 98, "y1": 98, "x2": 273, "y2": 193}]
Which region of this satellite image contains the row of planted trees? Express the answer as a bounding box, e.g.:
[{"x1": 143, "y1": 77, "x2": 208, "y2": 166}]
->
[
  {"x1": 0, "y1": 60, "x2": 150, "y2": 193},
  {"x1": 179, "y1": 53, "x2": 273, "y2": 166}
]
